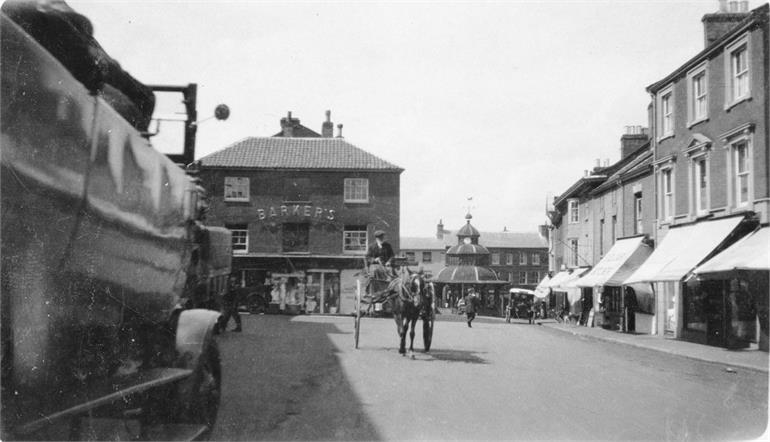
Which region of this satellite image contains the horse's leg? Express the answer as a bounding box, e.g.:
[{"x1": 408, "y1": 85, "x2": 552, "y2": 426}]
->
[
  {"x1": 408, "y1": 316, "x2": 417, "y2": 359},
  {"x1": 395, "y1": 314, "x2": 406, "y2": 355}
]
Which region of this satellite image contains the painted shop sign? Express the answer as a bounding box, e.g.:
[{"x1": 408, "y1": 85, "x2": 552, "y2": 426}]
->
[{"x1": 256, "y1": 205, "x2": 336, "y2": 221}]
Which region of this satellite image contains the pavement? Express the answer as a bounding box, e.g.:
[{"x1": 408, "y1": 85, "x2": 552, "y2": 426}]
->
[{"x1": 529, "y1": 317, "x2": 770, "y2": 374}]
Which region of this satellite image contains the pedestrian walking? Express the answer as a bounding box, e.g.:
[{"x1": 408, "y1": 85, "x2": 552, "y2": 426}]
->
[
  {"x1": 464, "y1": 288, "x2": 479, "y2": 328},
  {"x1": 220, "y1": 274, "x2": 243, "y2": 332},
  {"x1": 528, "y1": 304, "x2": 535, "y2": 324},
  {"x1": 505, "y1": 301, "x2": 512, "y2": 323}
]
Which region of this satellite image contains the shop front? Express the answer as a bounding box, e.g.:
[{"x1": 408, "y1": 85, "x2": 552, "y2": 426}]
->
[
  {"x1": 625, "y1": 216, "x2": 754, "y2": 339},
  {"x1": 231, "y1": 255, "x2": 362, "y2": 315},
  {"x1": 575, "y1": 235, "x2": 653, "y2": 331},
  {"x1": 546, "y1": 268, "x2": 589, "y2": 320},
  {"x1": 688, "y1": 227, "x2": 769, "y2": 351}
]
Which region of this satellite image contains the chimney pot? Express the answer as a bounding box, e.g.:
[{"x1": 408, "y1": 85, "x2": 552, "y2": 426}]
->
[{"x1": 336, "y1": 124, "x2": 344, "y2": 138}]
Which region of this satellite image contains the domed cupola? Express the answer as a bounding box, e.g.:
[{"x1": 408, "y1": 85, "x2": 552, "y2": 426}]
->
[{"x1": 445, "y1": 213, "x2": 489, "y2": 266}]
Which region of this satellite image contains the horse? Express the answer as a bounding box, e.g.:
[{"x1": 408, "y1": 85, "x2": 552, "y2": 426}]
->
[{"x1": 374, "y1": 271, "x2": 433, "y2": 357}]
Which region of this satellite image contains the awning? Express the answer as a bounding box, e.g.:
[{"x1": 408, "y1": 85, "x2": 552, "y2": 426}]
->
[
  {"x1": 548, "y1": 268, "x2": 590, "y2": 292},
  {"x1": 576, "y1": 236, "x2": 652, "y2": 287},
  {"x1": 509, "y1": 288, "x2": 535, "y2": 295},
  {"x1": 534, "y1": 275, "x2": 551, "y2": 298},
  {"x1": 693, "y1": 227, "x2": 770, "y2": 277},
  {"x1": 624, "y1": 217, "x2": 744, "y2": 284}
]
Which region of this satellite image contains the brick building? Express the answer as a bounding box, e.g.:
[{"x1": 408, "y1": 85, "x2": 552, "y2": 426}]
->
[
  {"x1": 196, "y1": 111, "x2": 403, "y2": 315},
  {"x1": 548, "y1": 127, "x2": 656, "y2": 328},
  {"x1": 627, "y1": 1, "x2": 768, "y2": 348}
]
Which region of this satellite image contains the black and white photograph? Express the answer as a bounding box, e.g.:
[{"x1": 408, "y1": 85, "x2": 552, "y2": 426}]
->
[{"x1": 1, "y1": 0, "x2": 768, "y2": 440}]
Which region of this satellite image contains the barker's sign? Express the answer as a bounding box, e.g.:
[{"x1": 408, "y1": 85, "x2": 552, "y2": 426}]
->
[{"x1": 257, "y1": 205, "x2": 336, "y2": 221}]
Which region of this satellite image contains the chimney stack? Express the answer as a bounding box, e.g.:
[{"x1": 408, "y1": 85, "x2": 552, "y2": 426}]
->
[
  {"x1": 336, "y1": 124, "x2": 344, "y2": 138},
  {"x1": 621, "y1": 125, "x2": 650, "y2": 159},
  {"x1": 702, "y1": 1, "x2": 750, "y2": 48},
  {"x1": 322, "y1": 110, "x2": 334, "y2": 138},
  {"x1": 437, "y1": 219, "x2": 445, "y2": 239},
  {"x1": 280, "y1": 111, "x2": 301, "y2": 137}
]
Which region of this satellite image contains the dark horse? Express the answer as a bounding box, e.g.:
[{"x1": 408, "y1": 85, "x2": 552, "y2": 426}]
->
[{"x1": 375, "y1": 271, "x2": 434, "y2": 357}]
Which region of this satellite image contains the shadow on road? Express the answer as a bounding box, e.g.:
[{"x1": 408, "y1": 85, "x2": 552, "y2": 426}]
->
[
  {"x1": 211, "y1": 315, "x2": 382, "y2": 441},
  {"x1": 425, "y1": 349, "x2": 489, "y2": 364}
]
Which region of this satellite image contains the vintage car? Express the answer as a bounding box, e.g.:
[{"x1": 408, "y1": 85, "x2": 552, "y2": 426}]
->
[{"x1": 1, "y1": 3, "x2": 230, "y2": 440}]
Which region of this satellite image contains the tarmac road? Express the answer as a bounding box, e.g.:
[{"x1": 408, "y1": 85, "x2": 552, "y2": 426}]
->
[{"x1": 210, "y1": 313, "x2": 768, "y2": 441}]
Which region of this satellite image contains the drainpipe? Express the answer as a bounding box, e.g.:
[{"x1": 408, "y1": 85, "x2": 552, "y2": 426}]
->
[{"x1": 649, "y1": 91, "x2": 661, "y2": 336}]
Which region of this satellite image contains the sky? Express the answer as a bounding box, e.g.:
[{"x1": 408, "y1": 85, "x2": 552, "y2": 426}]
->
[{"x1": 68, "y1": 0, "x2": 737, "y2": 237}]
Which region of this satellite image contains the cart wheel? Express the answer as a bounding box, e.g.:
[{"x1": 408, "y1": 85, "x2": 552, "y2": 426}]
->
[
  {"x1": 354, "y1": 286, "x2": 362, "y2": 349},
  {"x1": 423, "y1": 316, "x2": 434, "y2": 352},
  {"x1": 160, "y1": 337, "x2": 221, "y2": 438}
]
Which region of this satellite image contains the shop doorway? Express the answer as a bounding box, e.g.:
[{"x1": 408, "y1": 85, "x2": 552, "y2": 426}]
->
[{"x1": 306, "y1": 270, "x2": 341, "y2": 314}]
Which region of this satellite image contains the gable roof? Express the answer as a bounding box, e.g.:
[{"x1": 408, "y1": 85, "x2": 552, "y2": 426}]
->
[
  {"x1": 272, "y1": 125, "x2": 322, "y2": 138},
  {"x1": 199, "y1": 137, "x2": 403, "y2": 171}
]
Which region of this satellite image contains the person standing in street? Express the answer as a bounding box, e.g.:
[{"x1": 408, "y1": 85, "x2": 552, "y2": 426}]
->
[
  {"x1": 528, "y1": 303, "x2": 535, "y2": 324},
  {"x1": 220, "y1": 274, "x2": 243, "y2": 332},
  {"x1": 464, "y1": 288, "x2": 479, "y2": 327}
]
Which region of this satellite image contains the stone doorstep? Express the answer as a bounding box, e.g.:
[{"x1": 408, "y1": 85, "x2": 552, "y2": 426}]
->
[{"x1": 542, "y1": 322, "x2": 769, "y2": 374}]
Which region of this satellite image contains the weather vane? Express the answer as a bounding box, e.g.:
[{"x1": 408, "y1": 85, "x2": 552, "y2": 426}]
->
[{"x1": 465, "y1": 196, "x2": 475, "y2": 215}]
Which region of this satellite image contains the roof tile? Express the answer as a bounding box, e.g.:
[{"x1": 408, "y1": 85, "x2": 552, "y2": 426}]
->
[{"x1": 199, "y1": 137, "x2": 403, "y2": 171}]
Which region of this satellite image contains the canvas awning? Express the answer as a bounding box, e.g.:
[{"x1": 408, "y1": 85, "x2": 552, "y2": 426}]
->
[
  {"x1": 534, "y1": 275, "x2": 551, "y2": 298},
  {"x1": 624, "y1": 217, "x2": 744, "y2": 284},
  {"x1": 692, "y1": 227, "x2": 769, "y2": 277},
  {"x1": 576, "y1": 236, "x2": 652, "y2": 287},
  {"x1": 548, "y1": 268, "x2": 590, "y2": 292},
  {"x1": 509, "y1": 288, "x2": 535, "y2": 295}
]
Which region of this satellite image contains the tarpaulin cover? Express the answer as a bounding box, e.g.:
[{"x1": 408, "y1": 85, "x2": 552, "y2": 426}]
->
[
  {"x1": 693, "y1": 227, "x2": 770, "y2": 275},
  {"x1": 576, "y1": 236, "x2": 652, "y2": 287},
  {"x1": 624, "y1": 217, "x2": 743, "y2": 284}
]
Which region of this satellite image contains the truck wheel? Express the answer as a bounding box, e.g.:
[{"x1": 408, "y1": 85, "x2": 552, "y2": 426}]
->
[{"x1": 173, "y1": 338, "x2": 221, "y2": 433}]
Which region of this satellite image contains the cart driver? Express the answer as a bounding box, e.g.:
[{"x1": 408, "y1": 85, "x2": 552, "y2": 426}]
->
[{"x1": 366, "y1": 230, "x2": 395, "y2": 280}]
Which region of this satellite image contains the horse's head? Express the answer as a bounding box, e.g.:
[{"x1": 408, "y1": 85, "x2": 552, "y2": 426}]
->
[{"x1": 408, "y1": 272, "x2": 428, "y2": 307}]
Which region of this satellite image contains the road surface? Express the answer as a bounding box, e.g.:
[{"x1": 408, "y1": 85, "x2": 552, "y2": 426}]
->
[{"x1": 211, "y1": 313, "x2": 768, "y2": 440}]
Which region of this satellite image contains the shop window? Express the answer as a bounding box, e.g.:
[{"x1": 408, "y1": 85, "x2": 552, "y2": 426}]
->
[
  {"x1": 282, "y1": 223, "x2": 309, "y2": 253},
  {"x1": 226, "y1": 224, "x2": 248, "y2": 254},
  {"x1": 284, "y1": 177, "x2": 310, "y2": 203},
  {"x1": 422, "y1": 251, "x2": 432, "y2": 262},
  {"x1": 344, "y1": 178, "x2": 369, "y2": 203},
  {"x1": 224, "y1": 176, "x2": 249, "y2": 202}
]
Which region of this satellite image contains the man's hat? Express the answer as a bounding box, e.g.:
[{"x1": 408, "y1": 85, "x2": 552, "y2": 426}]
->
[{"x1": 374, "y1": 230, "x2": 386, "y2": 238}]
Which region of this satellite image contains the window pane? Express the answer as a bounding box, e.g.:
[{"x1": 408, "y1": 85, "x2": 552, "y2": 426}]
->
[{"x1": 343, "y1": 226, "x2": 367, "y2": 253}]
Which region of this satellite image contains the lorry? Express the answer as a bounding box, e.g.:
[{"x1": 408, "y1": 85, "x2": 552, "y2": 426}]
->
[{"x1": 1, "y1": 2, "x2": 231, "y2": 439}]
